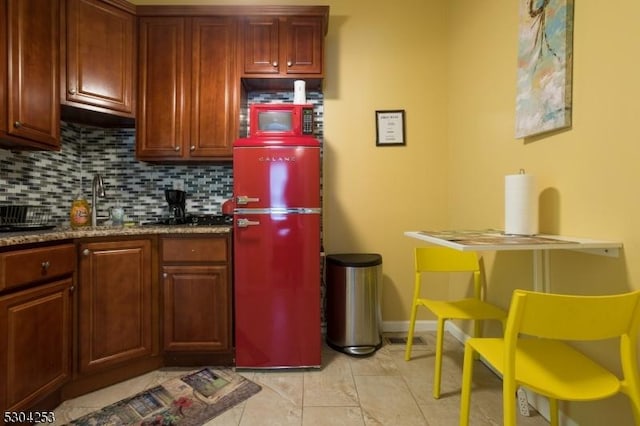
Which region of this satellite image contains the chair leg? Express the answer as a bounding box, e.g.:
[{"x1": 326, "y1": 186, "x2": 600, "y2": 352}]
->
[
  {"x1": 459, "y1": 341, "x2": 475, "y2": 426},
  {"x1": 502, "y1": 374, "x2": 517, "y2": 426},
  {"x1": 433, "y1": 317, "x2": 446, "y2": 399},
  {"x1": 549, "y1": 397, "x2": 559, "y2": 426},
  {"x1": 405, "y1": 303, "x2": 419, "y2": 361},
  {"x1": 628, "y1": 393, "x2": 640, "y2": 426}
]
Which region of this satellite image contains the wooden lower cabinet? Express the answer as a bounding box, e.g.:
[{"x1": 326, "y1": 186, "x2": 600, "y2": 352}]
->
[
  {"x1": 0, "y1": 232, "x2": 234, "y2": 409},
  {"x1": 77, "y1": 238, "x2": 157, "y2": 375},
  {"x1": 163, "y1": 265, "x2": 229, "y2": 351},
  {"x1": 0, "y1": 278, "x2": 73, "y2": 413},
  {"x1": 161, "y1": 235, "x2": 233, "y2": 365}
]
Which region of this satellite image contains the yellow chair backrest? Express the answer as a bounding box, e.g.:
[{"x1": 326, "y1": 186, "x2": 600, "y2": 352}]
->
[
  {"x1": 415, "y1": 247, "x2": 483, "y2": 299},
  {"x1": 506, "y1": 289, "x2": 640, "y2": 342},
  {"x1": 415, "y1": 247, "x2": 480, "y2": 273}
]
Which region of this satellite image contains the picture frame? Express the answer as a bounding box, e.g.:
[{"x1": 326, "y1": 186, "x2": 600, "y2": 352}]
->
[{"x1": 375, "y1": 110, "x2": 405, "y2": 146}]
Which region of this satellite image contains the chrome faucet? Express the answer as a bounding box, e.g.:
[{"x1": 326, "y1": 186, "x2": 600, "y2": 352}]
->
[{"x1": 91, "y1": 174, "x2": 106, "y2": 227}]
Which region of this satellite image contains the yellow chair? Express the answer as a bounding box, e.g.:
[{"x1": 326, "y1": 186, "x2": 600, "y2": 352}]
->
[
  {"x1": 459, "y1": 289, "x2": 640, "y2": 426},
  {"x1": 405, "y1": 247, "x2": 507, "y2": 399}
]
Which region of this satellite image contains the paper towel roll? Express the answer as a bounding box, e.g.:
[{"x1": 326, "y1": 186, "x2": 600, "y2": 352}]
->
[
  {"x1": 504, "y1": 172, "x2": 538, "y2": 235},
  {"x1": 294, "y1": 80, "x2": 306, "y2": 104}
]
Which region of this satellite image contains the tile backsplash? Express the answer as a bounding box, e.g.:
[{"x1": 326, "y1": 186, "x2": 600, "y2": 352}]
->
[
  {"x1": 0, "y1": 91, "x2": 323, "y2": 226},
  {"x1": 0, "y1": 124, "x2": 233, "y2": 225}
]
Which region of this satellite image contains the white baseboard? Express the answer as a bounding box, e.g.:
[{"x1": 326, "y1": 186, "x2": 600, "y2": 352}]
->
[
  {"x1": 381, "y1": 320, "x2": 473, "y2": 342},
  {"x1": 381, "y1": 320, "x2": 577, "y2": 425}
]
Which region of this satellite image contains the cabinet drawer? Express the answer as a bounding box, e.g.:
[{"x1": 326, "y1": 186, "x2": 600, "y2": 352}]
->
[
  {"x1": 162, "y1": 237, "x2": 227, "y2": 262},
  {"x1": 0, "y1": 244, "x2": 76, "y2": 291}
]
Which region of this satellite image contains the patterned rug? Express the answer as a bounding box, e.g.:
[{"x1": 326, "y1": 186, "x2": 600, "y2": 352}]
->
[{"x1": 66, "y1": 368, "x2": 261, "y2": 425}]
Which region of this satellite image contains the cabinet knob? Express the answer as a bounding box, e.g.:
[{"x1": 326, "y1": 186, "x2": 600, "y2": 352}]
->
[
  {"x1": 69, "y1": 286, "x2": 75, "y2": 293},
  {"x1": 82, "y1": 249, "x2": 90, "y2": 256},
  {"x1": 163, "y1": 272, "x2": 168, "y2": 278},
  {"x1": 272, "y1": 61, "x2": 278, "y2": 67},
  {"x1": 14, "y1": 121, "x2": 21, "y2": 128},
  {"x1": 68, "y1": 88, "x2": 76, "y2": 95},
  {"x1": 190, "y1": 145, "x2": 195, "y2": 151},
  {"x1": 287, "y1": 60, "x2": 293, "y2": 67},
  {"x1": 175, "y1": 146, "x2": 180, "y2": 151},
  {"x1": 41, "y1": 261, "x2": 50, "y2": 270}
]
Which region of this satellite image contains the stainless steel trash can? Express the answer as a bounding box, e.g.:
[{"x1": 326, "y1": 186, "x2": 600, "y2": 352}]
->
[{"x1": 326, "y1": 253, "x2": 382, "y2": 356}]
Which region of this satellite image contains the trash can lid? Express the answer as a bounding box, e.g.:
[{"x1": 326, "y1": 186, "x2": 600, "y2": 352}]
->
[{"x1": 326, "y1": 253, "x2": 382, "y2": 267}]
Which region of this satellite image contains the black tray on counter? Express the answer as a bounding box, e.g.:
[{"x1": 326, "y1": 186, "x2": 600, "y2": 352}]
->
[{"x1": 0, "y1": 224, "x2": 56, "y2": 233}]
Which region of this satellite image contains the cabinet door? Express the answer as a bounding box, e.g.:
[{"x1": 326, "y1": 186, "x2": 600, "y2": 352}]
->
[
  {"x1": 283, "y1": 16, "x2": 323, "y2": 75},
  {"x1": 190, "y1": 17, "x2": 237, "y2": 158},
  {"x1": 242, "y1": 16, "x2": 279, "y2": 75},
  {"x1": 63, "y1": 0, "x2": 135, "y2": 116},
  {"x1": 163, "y1": 265, "x2": 230, "y2": 352},
  {"x1": 0, "y1": 278, "x2": 72, "y2": 412},
  {"x1": 4, "y1": 0, "x2": 59, "y2": 149},
  {"x1": 78, "y1": 239, "x2": 154, "y2": 374},
  {"x1": 137, "y1": 17, "x2": 188, "y2": 159}
]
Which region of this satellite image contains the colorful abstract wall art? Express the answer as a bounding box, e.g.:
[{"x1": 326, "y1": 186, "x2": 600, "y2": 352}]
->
[{"x1": 515, "y1": 0, "x2": 574, "y2": 138}]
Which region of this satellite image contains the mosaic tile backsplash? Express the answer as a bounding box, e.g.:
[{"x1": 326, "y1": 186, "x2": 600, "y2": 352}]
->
[{"x1": 0, "y1": 91, "x2": 323, "y2": 226}]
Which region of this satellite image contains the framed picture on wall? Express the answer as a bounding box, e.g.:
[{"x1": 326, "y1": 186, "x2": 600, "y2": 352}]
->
[{"x1": 375, "y1": 110, "x2": 405, "y2": 146}]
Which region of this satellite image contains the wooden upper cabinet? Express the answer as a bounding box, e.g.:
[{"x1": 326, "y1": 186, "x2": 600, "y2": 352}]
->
[
  {"x1": 190, "y1": 17, "x2": 238, "y2": 159},
  {"x1": 136, "y1": 17, "x2": 186, "y2": 160},
  {"x1": 62, "y1": 0, "x2": 136, "y2": 118},
  {"x1": 242, "y1": 15, "x2": 324, "y2": 77},
  {"x1": 137, "y1": 16, "x2": 237, "y2": 162},
  {"x1": 242, "y1": 16, "x2": 280, "y2": 75},
  {"x1": 1, "y1": 0, "x2": 60, "y2": 150}
]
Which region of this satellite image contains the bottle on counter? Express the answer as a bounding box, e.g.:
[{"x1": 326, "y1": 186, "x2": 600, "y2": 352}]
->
[{"x1": 70, "y1": 193, "x2": 91, "y2": 228}]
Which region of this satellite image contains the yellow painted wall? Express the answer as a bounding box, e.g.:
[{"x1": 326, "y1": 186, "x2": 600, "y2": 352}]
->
[
  {"x1": 132, "y1": 1, "x2": 639, "y2": 421},
  {"x1": 447, "y1": 1, "x2": 640, "y2": 424}
]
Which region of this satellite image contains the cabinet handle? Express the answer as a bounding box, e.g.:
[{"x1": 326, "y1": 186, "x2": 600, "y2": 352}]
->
[
  {"x1": 41, "y1": 261, "x2": 50, "y2": 270},
  {"x1": 272, "y1": 61, "x2": 278, "y2": 67},
  {"x1": 82, "y1": 249, "x2": 90, "y2": 256},
  {"x1": 14, "y1": 121, "x2": 21, "y2": 128},
  {"x1": 287, "y1": 60, "x2": 293, "y2": 67},
  {"x1": 68, "y1": 88, "x2": 76, "y2": 95},
  {"x1": 175, "y1": 146, "x2": 180, "y2": 151}
]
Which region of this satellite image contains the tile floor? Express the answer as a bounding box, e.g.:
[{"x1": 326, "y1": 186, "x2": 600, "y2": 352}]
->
[{"x1": 50, "y1": 332, "x2": 549, "y2": 425}]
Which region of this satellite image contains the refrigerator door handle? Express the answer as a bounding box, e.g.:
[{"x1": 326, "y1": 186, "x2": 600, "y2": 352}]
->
[
  {"x1": 236, "y1": 195, "x2": 260, "y2": 205},
  {"x1": 237, "y1": 218, "x2": 260, "y2": 228}
]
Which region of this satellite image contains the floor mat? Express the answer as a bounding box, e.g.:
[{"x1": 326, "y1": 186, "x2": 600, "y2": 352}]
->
[{"x1": 65, "y1": 367, "x2": 261, "y2": 426}]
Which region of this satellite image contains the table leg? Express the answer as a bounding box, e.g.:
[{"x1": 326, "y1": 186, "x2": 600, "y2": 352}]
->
[{"x1": 532, "y1": 250, "x2": 550, "y2": 293}]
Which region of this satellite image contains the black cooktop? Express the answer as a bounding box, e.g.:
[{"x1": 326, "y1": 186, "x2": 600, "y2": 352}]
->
[{"x1": 142, "y1": 214, "x2": 232, "y2": 227}]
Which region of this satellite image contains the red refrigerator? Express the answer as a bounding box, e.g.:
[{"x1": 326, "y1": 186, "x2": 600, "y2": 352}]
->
[{"x1": 233, "y1": 136, "x2": 322, "y2": 368}]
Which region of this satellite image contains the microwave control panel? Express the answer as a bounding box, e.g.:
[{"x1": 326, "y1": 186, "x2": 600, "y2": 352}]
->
[{"x1": 302, "y1": 108, "x2": 314, "y2": 135}]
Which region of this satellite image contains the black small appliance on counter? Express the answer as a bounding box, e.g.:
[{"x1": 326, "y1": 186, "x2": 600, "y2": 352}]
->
[{"x1": 141, "y1": 189, "x2": 233, "y2": 227}]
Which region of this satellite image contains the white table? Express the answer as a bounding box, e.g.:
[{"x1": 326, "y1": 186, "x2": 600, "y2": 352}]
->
[
  {"x1": 404, "y1": 230, "x2": 623, "y2": 293},
  {"x1": 406, "y1": 230, "x2": 624, "y2": 418}
]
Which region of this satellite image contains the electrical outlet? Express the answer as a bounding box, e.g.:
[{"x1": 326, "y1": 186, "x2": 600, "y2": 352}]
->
[{"x1": 517, "y1": 387, "x2": 530, "y2": 417}]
